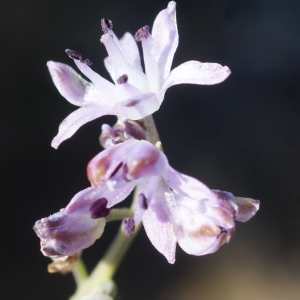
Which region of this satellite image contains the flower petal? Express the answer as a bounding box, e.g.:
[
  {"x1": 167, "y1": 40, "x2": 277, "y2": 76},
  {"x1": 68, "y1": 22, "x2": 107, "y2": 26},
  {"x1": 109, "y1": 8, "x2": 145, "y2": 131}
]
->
[
  {"x1": 65, "y1": 186, "x2": 134, "y2": 215},
  {"x1": 101, "y1": 33, "x2": 148, "y2": 92},
  {"x1": 235, "y1": 197, "x2": 260, "y2": 222},
  {"x1": 113, "y1": 92, "x2": 160, "y2": 120},
  {"x1": 159, "y1": 61, "x2": 231, "y2": 101},
  {"x1": 165, "y1": 166, "x2": 215, "y2": 202},
  {"x1": 73, "y1": 60, "x2": 118, "y2": 104},
  {"x1": 33, "y1": 209, "x2": 105, "y2": 258},
  {"x1": 47, "y1": 61, "x2": 92, "y2": 106},
  {"x1": 119, "y1": 32, "x2": 143, "y2": 71},
  {"x1": 141, "y1": 178, "x2": 177, "y2": 263},
  {"x1": 51, "y1": 105, "x2": 111, "y2": 149},
  {"x1": 87, "y1": 140, "x2": 168, "y2": 188},
  {"x1": 151, "y1": 1, "x2": 178, "y2": 85},
  {"x1": 174, "y1": 194, "x2": 233, "y2": 256}
]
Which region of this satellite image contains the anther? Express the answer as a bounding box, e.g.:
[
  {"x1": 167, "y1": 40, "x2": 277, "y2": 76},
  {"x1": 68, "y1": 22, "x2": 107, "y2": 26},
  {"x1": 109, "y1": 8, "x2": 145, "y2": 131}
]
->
[
  {"x1": 81, "y1": 58, "x2": 93, "y2": 66},
  {"x1": 117, "y1": 74, "x2": 128, "y2": 84},
  {"x1": 123, "y1": 218, "x2": 135, "y2": 236},
  {"x1": 65, "y1": 49, "x2": 82, "y2": 60},
  {"x1": 101, "y1": 18, "x2": 113, "y2": 33},
  {"x1": 90, "y1": 198, "x2": 110, "y2": 219},
  {"x1": 134, "y1": 26, "x2": 150, "y2": 42}
]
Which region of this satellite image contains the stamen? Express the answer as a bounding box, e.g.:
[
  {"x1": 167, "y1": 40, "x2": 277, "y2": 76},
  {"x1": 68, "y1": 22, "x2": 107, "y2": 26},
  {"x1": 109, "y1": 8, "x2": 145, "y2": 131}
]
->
[
  {"x1": 90, "y1": 198, "x2": 110, "y2": 219},
  {"x1": 116, "y1": 74, "x2": 128, "y2": 84},
  {"x1": 123, "y1": 218, "x2": 135, "y2": 236},
  {"x1": 134, "y1": 26, "x2": 150, "y2": 42},
  {"x1": 101, "y1": 18, "x2": 113, "y2": 33},
  {"x1": 65, "y1": 49, "x2": 82, "y2": 60},
  {"x1": 138, "y1": 193, "x2": 148, "y2": 209},
  {"x1": 81, "y1": 58, "x2": 93, "y2": 66}
]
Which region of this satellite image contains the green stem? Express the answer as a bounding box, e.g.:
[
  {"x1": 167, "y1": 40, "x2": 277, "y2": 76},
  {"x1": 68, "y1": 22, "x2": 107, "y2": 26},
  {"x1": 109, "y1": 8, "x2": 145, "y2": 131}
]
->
[
  {"x1": 105, "y1": 208, "x2": 134, "y2": 222},
  {"x1": 72, "y1": 258, "x2": 89, "y2": 286}
]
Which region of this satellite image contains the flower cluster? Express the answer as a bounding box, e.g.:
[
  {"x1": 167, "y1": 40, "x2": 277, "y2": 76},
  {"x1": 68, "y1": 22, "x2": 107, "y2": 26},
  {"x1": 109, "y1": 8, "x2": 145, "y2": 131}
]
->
[{"x1": 34, "y1": 1, "x2": 259, "y2": 271}]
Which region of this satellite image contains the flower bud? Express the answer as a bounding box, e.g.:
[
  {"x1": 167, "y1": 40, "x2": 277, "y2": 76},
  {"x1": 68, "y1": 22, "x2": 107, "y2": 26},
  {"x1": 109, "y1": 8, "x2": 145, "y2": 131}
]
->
[{"x1": 33, "y1": 209, "x2": 105, "y2": 258}]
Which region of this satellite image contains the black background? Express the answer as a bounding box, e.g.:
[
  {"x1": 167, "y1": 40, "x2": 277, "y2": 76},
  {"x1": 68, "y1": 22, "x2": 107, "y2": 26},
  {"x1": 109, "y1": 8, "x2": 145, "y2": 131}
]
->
[{"x1": 2, "y1": 0, "x2": 300, "y2": 299}]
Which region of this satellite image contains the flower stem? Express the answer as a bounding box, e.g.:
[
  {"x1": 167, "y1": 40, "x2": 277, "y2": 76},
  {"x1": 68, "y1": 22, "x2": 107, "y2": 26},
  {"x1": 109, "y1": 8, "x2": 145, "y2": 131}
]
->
[
  {"x1": 143, "y1": 115, "x2": 162, "y2": 147},
  {"x1": 72, "y1": 258, "x2": 89, "y2": 286},
  {"x1": 105, "y1": 208, "x2": 134, "y2": 222}
]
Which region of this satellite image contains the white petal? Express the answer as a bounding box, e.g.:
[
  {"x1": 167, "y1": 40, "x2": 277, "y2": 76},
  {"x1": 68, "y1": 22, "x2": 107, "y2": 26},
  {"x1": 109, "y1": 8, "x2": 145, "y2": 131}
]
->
[
  {"x1": 235, "y1": 197, "x2": 260, "y2": 222},
  {"x1": 101, "y1": 33, "x2": 148, "y2": 92},
  {"x1": 73, "y1": 60, "x2": 118, "y2": 103},
  {"x1": 141, "y1": 34, "x2": 160, "y2": 94},
  {"x1": 142, "y1": 178, "x2": 177, "y2": 263},
  {"x1": 165, "y1": 166, "x2": 215, "y2": 202},
  {"x1": 51, "y1": 105, "x2": 111, "y2": 149},
  {"x1": 151, "y1": 1, "x2": 178, "y2": 85},
  {"x1": 119, "y1": 32, "x2": 143, "y2": 71},
  {"x1": 47, "y1": 61, "x2": 92, "y2": 106},
  {"x1": 113, "y1": 92, "x2": 160, "y2": 120},
  {"x1": 159, "y1": 61, "x2": 231, "y2": 101}
]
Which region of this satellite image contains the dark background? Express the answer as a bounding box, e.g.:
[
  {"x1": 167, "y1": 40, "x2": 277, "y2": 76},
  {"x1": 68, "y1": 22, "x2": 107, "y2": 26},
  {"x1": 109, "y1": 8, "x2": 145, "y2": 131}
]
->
[{"x1": 2, "y1": 0, "x2": 300, "y2": 299}]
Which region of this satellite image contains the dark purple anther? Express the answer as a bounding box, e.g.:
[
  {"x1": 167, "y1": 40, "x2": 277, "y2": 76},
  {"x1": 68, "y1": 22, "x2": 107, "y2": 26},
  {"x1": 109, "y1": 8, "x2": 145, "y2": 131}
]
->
[
  {"x1": 134, "y1": 26, "x2": 150, "y2": 42},
  {"x1": 65, "y1": 49, "x2": 82, "y2": 60},
  {"x1": 101, "y1": 18, "x2": 113, "y2": 33},
  {"x1": 139, "y1": 193, "x2": 148, "y2": 210},
  {"x1": 123, "y1": 218, "x2": 135, "y2": 236},
  {"x1": 81, "y1": 58, "x2": 93, "y2": 66},
  {"x1": 90, "y1": 198, "x2": 110, "y2": 219},
  {"x1": 117, "y1": 74, "x2": 128, "y2": 84}
]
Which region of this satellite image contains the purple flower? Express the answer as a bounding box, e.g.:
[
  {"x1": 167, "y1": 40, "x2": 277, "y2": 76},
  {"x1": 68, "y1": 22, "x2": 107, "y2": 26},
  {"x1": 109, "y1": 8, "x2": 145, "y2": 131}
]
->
[
  {"x1": 33, "y1": 196, "x2": 109, "y2": 258},
  {"x1": 85, "y1": 139, "x2": 259, "y2": 263},
  {"x1": 47, "y1": 1, "x2": 231, "y2": 148}
]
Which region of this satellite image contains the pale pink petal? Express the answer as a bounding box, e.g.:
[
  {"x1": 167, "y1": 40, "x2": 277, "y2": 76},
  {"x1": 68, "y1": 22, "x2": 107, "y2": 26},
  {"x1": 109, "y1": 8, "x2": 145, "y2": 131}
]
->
[
  {"x1": 159, "y1": 61, "x2": 231, "y2": 102},
  {"x1": 51, "y1": 105, "x2": 111, "y2": 149},
  {"x1": 174, "y1": 194, "x2": 235, "y2": 256},
  {"x1": 235, "y1": 197, "x2": 260, "y2": 222},
  {"x1": 151, "y1": 1, "x2": 178, "y2": 85},
  {"x1": 119, "y1": 32, "x2": 143, "y2": 71},
  {"x1": 65, "y1": 186, "x2": 134, "y2": 215},
  {"x1": 47, "y1": 61, "x2": 92, "y2": 106},
  {"x1": 165, "y1": 166, "x2": 216, "y2": 202},
  {"x1": 141, "y1": 33, "x2": 160, "y2": 94},
  {"x1": 113, "y1": 92, "x2": 160, "y2": 120},
  {"x1": 101, "y1": 33, "x2": 148, "y2": 92},
  {"x1": 142, "y1": 178, "x2": 177, "y2": 263},
  {"x1": 73, "y1": 60, "x2": 118, "y2": 103}
]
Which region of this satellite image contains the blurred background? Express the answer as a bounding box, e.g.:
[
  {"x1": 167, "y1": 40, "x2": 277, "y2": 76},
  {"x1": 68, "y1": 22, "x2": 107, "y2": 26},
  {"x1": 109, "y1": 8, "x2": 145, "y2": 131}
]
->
[{"x1": 2, "y1": 0, "x2": 300, "y2": 299}]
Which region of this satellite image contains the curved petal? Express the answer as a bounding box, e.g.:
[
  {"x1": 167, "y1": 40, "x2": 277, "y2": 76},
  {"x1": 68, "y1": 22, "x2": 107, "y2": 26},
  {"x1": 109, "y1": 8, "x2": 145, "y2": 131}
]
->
[
  {"x1": 235, "y1": 197, "x2": 260, "y2": 222},
  {"x1": 174, "y1": 194, "x2": 235, "y2": 256},
  {"x1": 73, "y1": 60, "x2": 118, "y2": 103},
  {"x1": 65, "y1": 186, "x2": 134, "y2": 215},
  {"x1": 112, "y1": 92, "x2": 160, "y2": 120},
  {"x1": 141, "y1": 33, "x2": 160, "y2": 95},
  {"x1": 87, "y1": 140, "x2": 168, "y2": 189},
  {"x1": 51, "y1": 105, "x2": 111, "y2": 149},
  {"x1": 165, "y1": 166, "x2": 216, "y2": 202},
  {"x1": 159, "y1": 61, "x2": 231, "y2": 102},
  {"x1": 47, "y1": 61, "x2": 92, "y2": 106},
  {"x1": 101, "y1": 33, "x2": 148, "y2": 92},
  {"x1": 151, "y1": 1, "x2": 178, "y2": 85},
  {"x1": 142, "y1": 178, "x2": 177, "y2": 263},
  {"x1": 119, "y1": 32, "x2": 143, "y2": 71}
]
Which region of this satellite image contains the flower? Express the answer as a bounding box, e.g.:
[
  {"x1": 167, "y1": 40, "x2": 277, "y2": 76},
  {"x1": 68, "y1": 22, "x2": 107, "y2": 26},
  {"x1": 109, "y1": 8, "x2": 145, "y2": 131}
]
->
[
  {"x1": 33, "y1": 197, "x2": 109, "y2": 258},
  {"x1": 85, "y1": 139, "x2": 259, "y2": 263},
  {"x1": 47, "y1": 1, "x2": 231, "y2": 148}
]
